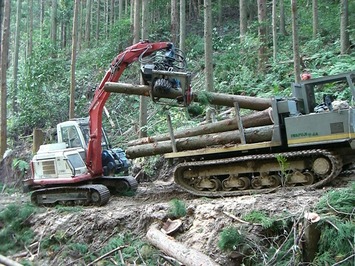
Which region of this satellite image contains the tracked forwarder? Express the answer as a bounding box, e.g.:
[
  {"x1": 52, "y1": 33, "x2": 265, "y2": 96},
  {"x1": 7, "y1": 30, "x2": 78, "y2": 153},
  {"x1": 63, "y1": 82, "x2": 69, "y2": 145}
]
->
[
  {"x1": 163, "y1": 72, "x2": 355, "y2": 196},
  {"x1": 109, "y1": 71, "x2": 355, "y2": 196}
]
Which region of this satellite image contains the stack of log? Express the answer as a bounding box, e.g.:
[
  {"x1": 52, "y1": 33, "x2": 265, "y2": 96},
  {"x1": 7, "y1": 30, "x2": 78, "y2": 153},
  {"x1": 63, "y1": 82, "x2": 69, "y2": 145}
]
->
[{"x1": 104, "y1": 82, "x2": 274, "y2": 159}]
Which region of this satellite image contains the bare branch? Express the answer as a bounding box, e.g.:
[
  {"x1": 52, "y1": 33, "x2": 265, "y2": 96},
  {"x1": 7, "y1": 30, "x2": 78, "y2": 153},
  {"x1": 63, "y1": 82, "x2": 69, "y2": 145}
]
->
[{"x1": 87, "y1": 245, "x2": 127, "y2": 266}]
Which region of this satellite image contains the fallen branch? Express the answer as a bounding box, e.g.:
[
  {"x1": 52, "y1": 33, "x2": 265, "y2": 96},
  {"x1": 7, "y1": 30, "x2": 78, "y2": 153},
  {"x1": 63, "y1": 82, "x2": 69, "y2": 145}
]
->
[
  {"x1": 87, "y1": 245, "x2": 127, "y2": 266},
  {"x1": 0, "y1": 254, "x2": 23, "y2": 266},
  {"x1": 326, "y1": 197, "x2": 353, "y2": 216},
  {"x1": 223, "y1": 211, "x2": 262, "y2": 226},
  {"x1": 159, "y1": 254, "x2": 184, "y2": 265},
  {"x1": 332, "y1": 253, "x2": 355, "y2": 266},
  {"x1": 146, "y1": 223, "x2": 218, "y2": 266}
]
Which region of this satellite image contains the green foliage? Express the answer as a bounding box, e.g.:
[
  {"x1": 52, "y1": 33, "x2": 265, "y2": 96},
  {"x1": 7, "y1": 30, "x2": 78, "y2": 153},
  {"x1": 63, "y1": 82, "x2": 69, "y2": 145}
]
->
[
  {"x1": 12, "y1": 158, "x2": 29, "y2": 178},
  {"x1": 312, "y1": 184, "x2": 355, "y2": 265},
  {"x1": 316, "y1": 183, "x2": 355, "y2": 216},
  {"x1": 41, "y1": 231, "x2": 68, "y2": 253},
  {"x1": 9, "y1": 40, "x2": 70, "y2": 137},
  {"x1": 276, "y1": 154, "x2": 290, "y2": 185},
  {"x1": 98, "y1": 234, "x2": 158, "y2": 265},
  {"x1": 67, "y1": 242, "x2": 88, "y2": 255},
  {"x1": 243, "y1": 210, "x2": 289, "y2": 231},
  {"x1": 243, "y1": 210, "x2": 274, "y2": 229},
  {"x1": 218, "y1": 226, "x2": 245, "y2": 251},
  {"x1": 168, "y1": 199, "x2": 186, "y2": 218},
  {"x1": 315, "y1": 218, "x2": 354, "y2": 266},
  {"x1": 0, "y1": 203, "x2": 36, "y2": 254}
]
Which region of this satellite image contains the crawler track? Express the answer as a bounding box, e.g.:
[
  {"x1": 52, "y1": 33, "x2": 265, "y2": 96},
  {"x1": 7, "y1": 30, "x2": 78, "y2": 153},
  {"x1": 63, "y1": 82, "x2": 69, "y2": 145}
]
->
[
  {"x1": 97, "y1": 175, "x2": 139, "y2": 194},
  {"x1": 174, "y1": 149, "x2": 343, "y2": 197},
  {"x1": 31, "y1": 184, "x2": 111, "y2": 206},
  {"x1": 30, "y1": 175, "x2": 138, "y2": 207}
]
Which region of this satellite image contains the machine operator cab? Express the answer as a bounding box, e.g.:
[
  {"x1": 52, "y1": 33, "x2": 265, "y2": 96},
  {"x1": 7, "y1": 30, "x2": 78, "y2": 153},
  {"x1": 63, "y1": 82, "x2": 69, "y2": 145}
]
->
[
  {"x1": 57, "y1": 118, "x2": 109, "y2": 153},
  {"x1": 57, "y1": 118, "x2": 130, "y2": 176}
]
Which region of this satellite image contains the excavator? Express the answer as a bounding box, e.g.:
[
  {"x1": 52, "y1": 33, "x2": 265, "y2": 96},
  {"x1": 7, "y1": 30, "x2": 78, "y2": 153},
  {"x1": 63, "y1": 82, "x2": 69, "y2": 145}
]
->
[{"x1": 23, "y1": 41, "x2": 192, "y2": 206}]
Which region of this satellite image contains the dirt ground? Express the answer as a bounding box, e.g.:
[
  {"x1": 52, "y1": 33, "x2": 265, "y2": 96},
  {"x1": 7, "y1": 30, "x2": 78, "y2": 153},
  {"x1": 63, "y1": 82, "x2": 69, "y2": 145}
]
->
[{"x1": 1, "y1": 172, "x2": 353, "y2": 266}]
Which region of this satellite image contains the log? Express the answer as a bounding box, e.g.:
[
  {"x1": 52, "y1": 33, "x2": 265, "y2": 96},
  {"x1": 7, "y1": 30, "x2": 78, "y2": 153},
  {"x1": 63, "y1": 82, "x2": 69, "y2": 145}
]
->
[
  {"x1": 126, "y1": 125, "x2": 274, "y2": 158},
  {"x1": 128, "y1": 107, "x2": 273, "y2": 146},
  {"x1": 0, "y1": 254, "x2": 23, "y2": 266},
  {"x1": 146, "y1": 223, "x2": 218, "y2": 266},
  {"x1": 104, "y1": 82, "x2": 272, "y2": 110}
]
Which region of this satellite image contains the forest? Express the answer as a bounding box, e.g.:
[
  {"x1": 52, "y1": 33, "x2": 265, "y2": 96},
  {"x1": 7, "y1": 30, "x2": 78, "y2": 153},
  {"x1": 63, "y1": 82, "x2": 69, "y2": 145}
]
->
[
  {"x1": 0, "y1": 0, "x2": 355, "y2": 265},
  {"x1": 0, "y1": 0, "x2": 354, "y2": 156}
]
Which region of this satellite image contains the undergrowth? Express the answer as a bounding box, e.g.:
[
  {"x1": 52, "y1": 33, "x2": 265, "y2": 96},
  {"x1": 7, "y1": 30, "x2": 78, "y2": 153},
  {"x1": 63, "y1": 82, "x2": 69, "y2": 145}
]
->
[
  {"x1": 313, "y1": 183, "x2": 355, "y2": 265},
  {"x1": 217, "y1": 184, "x2": 354, "y2": 265},
  {"x1": 168, "y1": 198, "x2": 187, "y2": 218},
  {"x1": 0, "y1": 203, "x2": 37, "y2": 254}
]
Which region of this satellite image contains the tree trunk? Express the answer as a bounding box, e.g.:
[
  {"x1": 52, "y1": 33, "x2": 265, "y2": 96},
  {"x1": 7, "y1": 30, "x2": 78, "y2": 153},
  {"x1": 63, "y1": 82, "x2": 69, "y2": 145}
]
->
[
  {"x1": 171, "y1": 0, "x2": 178, "y2": 44},
  {"x1": 239, "y1": 0, "x2": 247, "y2": 42},
  {"x1": 138, "y1": 0, "x2": 149, "y2": 138},
  {"x1": 70, "y1": 0, "x2": 80, "y2": 119},
  {"x1": 126, "y1": 125, "x2": 274, "y2": 158},
  {"x1": 133, "y1": 0, "x2": 140, "y2": 43},
  {"x1": 0, "y1": 0, "x2": 10, "y2": 159},
  {"x1": 12, "y1": 0, "x2": 22, "y2": 114},
  {"x1": 279, "y1": 0, "x2": 286, "y2": 36},
  {"x1": 110, "y1": 0, "x2": 114, "y2": 28},
  {"x1": 105, "y1": 1, "x2": 109, "y2": 39},
  {"x1": 146, "y1": 223, "x2": 219, "y2": 266},
  {"x1": 27, "y1": 0, "x2": 33, "y2": 57},
  {"x1": 50, "y1": 0, "x2": 57, "y2": 49},
  {"x1": 204, "y1": 0, "x2": 214, "y2": 122},
  {"x1": 40, "y1": 0, "x2": 45, "y2": 40},
  {"x1": 257, "y1": 0, "x2": 267, "y2": 73},
  {"x1": 179, "y1": 0, "x2": 186, "y2": 52},
  {"x1": 340, "y1": 0, "x2": 349, "y2": 54},
  {"x1": 0, "y1": 0, "x2": 3, "y2": 48},
  {"x1": 291, "y1": 0, "x2": 301, "y2": 82},
  {"x1": 96, "y1": 0, "x2": 100, "y2": 46},
  {"x1": 272, "y1": 0, "x2": 277, "y2": 62},
  {"x1": 78, "y1": 1, "x2": 84, "y2": 49},
  {"x1": 118, "y1": 0, "x2": 123, "y2": 20},
  {"x1": 104, "y1": 82, "x2": 272, "y2": 110},
  {"x1": 85, "y1": 0, "x2": 92, "y2": 47},
  {"x1": 312, "y1": 0, "x2": 318, "y2": 39},
  {"x1": 128, "y1": 107, "x2": 273, "y2": 146}
]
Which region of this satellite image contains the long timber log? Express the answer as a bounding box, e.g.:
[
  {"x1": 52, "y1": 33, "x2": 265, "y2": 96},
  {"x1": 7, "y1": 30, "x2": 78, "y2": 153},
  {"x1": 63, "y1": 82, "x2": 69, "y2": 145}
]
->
[
  {"x1": 126, "y1": 125, "x2": 274, "y2": 158},
  {"x1": 104, "y1": 82, "x2": 272, "y2": 110},
  {"x1": 128, "y1": 107, "x2": 273, "y2": 146},
  {"x1": 146, "y1": 223, "x2": 219, "y2": 266}
]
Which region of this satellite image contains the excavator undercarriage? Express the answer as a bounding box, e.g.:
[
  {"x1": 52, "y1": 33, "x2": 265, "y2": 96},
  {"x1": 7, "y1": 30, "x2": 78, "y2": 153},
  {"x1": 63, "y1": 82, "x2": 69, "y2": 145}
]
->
[{"x1": 29, "y1": 176, "x2": 138, "y2": 207}]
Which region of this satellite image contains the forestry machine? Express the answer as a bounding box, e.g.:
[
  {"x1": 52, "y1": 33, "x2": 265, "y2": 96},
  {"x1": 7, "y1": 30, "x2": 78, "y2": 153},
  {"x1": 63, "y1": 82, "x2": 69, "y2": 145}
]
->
[
  {"x1": 162, "y1": 72, "x2": 355, "y2": 197},
  {"x1": 23, "y1": 41, "x2": 192, "y2": 206}
]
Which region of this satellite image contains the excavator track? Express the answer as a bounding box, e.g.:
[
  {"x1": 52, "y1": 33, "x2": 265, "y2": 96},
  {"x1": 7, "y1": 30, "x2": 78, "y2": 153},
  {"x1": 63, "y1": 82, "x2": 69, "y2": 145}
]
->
[
  {"x1": 31, "y1": 184, "x2": 110, "y2": 206},
  {"x1": 174, "y1": 149, "x2": 343, "y2": 197},
  {"x1": 97, "y1": 175, "x2": 138, "y2": 194}
]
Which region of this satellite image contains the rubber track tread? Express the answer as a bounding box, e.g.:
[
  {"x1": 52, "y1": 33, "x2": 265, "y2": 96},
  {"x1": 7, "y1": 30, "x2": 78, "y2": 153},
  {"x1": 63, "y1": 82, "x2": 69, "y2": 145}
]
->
[
  {"x1": 99, "y1": 175, "x2": 138, "y2": 193},
  {"x1": 174, "y1": 149, "x2": 343, "y2": 197},
  {"x1": 31, "y1": 184, "x2": 110, "y2": 206}
]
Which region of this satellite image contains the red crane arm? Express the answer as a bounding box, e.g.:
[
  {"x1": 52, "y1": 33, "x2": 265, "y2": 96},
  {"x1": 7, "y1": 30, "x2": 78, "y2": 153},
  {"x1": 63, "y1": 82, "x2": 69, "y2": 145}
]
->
[{"x1": 87, "y1": 41, "x2": 171, "y2": 175}]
